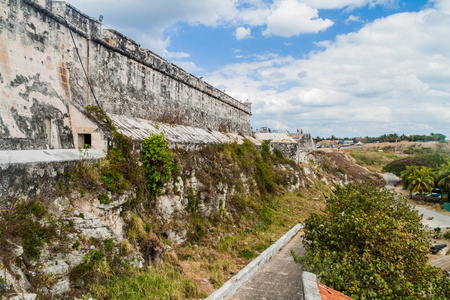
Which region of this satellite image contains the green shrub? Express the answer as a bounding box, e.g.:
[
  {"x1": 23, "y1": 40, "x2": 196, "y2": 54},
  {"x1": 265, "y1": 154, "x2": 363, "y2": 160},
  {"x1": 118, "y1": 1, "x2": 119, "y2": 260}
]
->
[
  {"x1": 383, "y1": 157, "x2": 434, "y2": 176},
  {"x1": 273, "y1": 148, "x2": 284, "y2": 160},
  {"x1": 434, "y1": 227, "x2": 442, "y2": 239},
  {"x1": 298, "y1": 182, "x2": 450, "y2": 299},
  {"x1": 98, "y1": 193, "x2": 111, "y2": 205},
  {"x1": 141, "y1": 133, "x2": 177, "y2": 196},
  {"x1": 443, "y1": 231, "x2": 450, "y2": 240}
]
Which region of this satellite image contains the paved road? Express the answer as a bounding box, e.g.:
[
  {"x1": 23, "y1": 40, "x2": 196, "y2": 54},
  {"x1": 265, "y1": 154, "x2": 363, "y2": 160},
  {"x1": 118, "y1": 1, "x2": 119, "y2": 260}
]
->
[
  {"x1": 412, "y1": 205, "x2": 450, "y2": 228},
  {"x1": 231, "y1": 232, "x2": 304, "y2": 300}
]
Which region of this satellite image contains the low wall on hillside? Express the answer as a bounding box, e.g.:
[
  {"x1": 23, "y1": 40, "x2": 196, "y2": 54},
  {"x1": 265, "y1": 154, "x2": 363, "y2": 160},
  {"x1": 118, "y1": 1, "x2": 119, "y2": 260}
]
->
[{"x1": 0, "y1": 149, "x2": 105, "y2": 208}]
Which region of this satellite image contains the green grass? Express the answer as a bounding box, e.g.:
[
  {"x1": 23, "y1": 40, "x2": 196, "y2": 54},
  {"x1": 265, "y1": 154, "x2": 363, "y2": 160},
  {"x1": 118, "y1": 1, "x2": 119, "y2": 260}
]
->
[
  {"x1": 86, "y1": 265, "x2": 206, "y2": 300},
  {"x1": 349, "y1": 150, "x2": 399, "y2": 172}
]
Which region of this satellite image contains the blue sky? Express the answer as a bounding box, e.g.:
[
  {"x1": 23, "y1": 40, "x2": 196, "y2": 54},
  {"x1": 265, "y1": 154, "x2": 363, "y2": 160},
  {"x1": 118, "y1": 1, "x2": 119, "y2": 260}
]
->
[{"x1": 66, "y1": 0, "x2": 450, "y2": 139}]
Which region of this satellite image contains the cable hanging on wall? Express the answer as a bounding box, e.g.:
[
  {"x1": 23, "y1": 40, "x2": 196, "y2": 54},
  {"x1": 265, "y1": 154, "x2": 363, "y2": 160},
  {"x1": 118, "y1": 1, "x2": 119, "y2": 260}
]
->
[{"x1": 69, "y1": 29, "x2": 101, "y2": 108}]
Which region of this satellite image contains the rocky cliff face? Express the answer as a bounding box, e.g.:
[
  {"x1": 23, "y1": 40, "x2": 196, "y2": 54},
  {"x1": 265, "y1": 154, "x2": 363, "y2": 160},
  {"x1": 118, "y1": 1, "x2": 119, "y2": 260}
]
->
[{"x1": 0, "y1": 140, "x2": 381, "y2": 298}]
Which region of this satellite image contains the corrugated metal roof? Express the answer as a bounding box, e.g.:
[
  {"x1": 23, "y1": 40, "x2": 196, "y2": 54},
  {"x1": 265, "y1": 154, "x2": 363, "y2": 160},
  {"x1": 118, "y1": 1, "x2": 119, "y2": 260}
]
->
[{"x1": 110, "y1": 114, "x2": 260, "y2": 145}]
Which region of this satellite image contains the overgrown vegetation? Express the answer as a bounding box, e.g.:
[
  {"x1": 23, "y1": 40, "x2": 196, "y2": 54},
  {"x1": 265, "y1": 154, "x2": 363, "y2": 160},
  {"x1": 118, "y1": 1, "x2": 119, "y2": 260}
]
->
[
  {"x1": 296, "y1": 183, "x2": 450, "y2": 300},
  {"x1": 0, "y1": 200, "x2": 57, "y2": 262},
  {"x1": 141, "y1": 132, "x2": 177, "y2": 196},
  {"x1": 0, "y1": 198, "x2": 83, "y2": 297},
  {"x1": 60, "y1": 106, "x2": 317, "y2": 297},
  {"x1": 1, "y1": 105, "x2": 340, "y2": 298}
]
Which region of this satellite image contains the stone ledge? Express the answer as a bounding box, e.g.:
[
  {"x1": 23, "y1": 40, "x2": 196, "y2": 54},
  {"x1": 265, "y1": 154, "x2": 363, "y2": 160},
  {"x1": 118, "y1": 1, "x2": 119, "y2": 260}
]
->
[
  {"x1": 302, "y1": 271, "x2": 321, "y2": 300},
  {"x1": 0, "y1": 149, "x2": 105, "y2": 166},
  {"x1": 206, "y1": 223, "x2": 303, "y2": 300}
]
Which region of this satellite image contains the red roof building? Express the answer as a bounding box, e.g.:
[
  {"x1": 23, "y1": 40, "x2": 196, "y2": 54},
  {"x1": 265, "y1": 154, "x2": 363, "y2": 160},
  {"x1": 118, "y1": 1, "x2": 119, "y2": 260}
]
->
[{"x1": 317, "y1": 282, "x2": 353, "y2": 300}]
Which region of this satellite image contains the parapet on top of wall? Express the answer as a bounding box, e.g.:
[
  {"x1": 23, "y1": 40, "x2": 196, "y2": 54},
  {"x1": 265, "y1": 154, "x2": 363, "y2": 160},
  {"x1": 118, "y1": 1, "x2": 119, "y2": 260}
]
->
[
  {"x1": 47, "y1": 1, "x2": 251, "y2": 116},
  {"x1": 99, "y1": 29, "x2": 251, "y2": 115},
  {"x1": 51, "y1": 1, "x2": 102, "y2": 38},
  {"x1": 0, "y1": 0, "x2": 252, "y2": 152}
]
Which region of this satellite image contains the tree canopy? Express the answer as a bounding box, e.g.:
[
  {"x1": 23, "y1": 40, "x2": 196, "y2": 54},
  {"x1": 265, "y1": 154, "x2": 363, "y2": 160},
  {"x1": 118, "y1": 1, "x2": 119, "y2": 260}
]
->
[{"x1": 298, "y1": 183, "x2": 450, "y2": 300}]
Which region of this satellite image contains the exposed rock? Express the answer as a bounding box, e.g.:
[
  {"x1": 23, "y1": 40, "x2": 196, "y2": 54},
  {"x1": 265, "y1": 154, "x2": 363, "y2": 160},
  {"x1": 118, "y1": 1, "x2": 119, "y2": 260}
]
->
[
  {"x1": 9, "y1": 293, "x2": 37, "y2": 300},
  {"x1": 165, "y1": 229, "x2": 187, "y2": 245}
]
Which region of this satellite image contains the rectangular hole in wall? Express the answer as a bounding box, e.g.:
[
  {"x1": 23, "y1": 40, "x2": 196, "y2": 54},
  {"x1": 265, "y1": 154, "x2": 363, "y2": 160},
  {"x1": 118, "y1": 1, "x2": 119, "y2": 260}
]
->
[
  {"x1": 45, "y1": 117, "x2": 51, "y2": 147},
  {"x1": 78, "y1": 134, "x2": 92, "y2": 148}
]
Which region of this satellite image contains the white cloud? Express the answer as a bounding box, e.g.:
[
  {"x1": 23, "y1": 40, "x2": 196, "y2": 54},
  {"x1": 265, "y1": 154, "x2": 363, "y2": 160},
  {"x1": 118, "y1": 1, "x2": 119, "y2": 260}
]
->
[
  {"x1": 300, "y1": 0, "x2": 396, "y2": 10},
  {"x1": 345, "y1": 15, "x2": 363, "y2": 24},
  {"x1": 205, "y1": 5, "x2": 450, "y2": 136},
  {"x1": 164, "y1": 51, "x2": 191, "y2": 59},
  {"x1": 66, "y1": 0, "x2": 238, "y2": 54},
  {"x1": 314, "y1": 40, "x2": 331, "y2": 48},
  {"x1": 262, "y1": 0, "x2": 334, "y2": 37},
  {"x1": 434, "y1": 0, "x2": 450, "y2": 13},
  {"x1": 66, "y1": 0, "x2": 336, "y2": 54},
  {"x1": 171, "y1": 61, "x2": 204, "y2": 73},
  {"x1": 235, "y1": 27, "x2": 252, "y2": 40}
]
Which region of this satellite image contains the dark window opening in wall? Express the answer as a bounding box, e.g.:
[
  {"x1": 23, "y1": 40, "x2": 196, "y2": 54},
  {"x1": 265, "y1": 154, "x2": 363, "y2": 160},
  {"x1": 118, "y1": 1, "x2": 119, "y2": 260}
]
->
[
  {"x1": 45, "y1": 117, "x2": 51, "y2": 147},
  {"x1": 78, "y1": 134, "x2": 92, "y2": 148}
]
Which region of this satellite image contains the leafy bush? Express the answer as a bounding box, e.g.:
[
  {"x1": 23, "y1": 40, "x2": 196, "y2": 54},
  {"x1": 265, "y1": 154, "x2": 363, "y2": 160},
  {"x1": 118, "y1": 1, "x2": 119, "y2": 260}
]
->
[
  {"x1": 383, "y1": 157, "x2": 435, "y2": 176},
  {"x1": 141, "y1": 133, "x2": 177, "y2": 196},
  {"x1": 383, "y1": 153, "x2": 449, "y2": 176},
  {"x1": 443, "y1": 230, "x2": 450, "y2": 240},
  {"x1": 298, "y1": 182, "x2": 450, "y2": 300}
]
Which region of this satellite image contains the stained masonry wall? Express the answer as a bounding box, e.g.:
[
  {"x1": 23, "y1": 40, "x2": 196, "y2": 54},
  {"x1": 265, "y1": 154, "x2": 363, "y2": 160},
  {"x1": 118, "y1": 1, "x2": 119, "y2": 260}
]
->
[{"x1": 0, "y1": 0, "x2": 252, "y2": 150}]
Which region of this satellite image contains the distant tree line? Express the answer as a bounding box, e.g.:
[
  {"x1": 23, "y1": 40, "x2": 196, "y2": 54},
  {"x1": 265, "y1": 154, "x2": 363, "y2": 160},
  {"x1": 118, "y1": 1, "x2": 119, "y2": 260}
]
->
[{"x1": 315, "y1": 133, "x2": 446, "y2": 143}]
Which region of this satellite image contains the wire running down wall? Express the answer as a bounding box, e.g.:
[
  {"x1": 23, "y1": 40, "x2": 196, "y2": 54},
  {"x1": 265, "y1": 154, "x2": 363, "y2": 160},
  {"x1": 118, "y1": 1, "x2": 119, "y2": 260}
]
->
[{"x1": 0, "y1": 0, "x2": 252, "y2": 150}]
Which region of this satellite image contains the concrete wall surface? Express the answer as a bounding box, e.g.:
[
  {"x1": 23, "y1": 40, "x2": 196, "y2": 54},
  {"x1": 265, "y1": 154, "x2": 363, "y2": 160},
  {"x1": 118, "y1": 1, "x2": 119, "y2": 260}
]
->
[
  {"x1": 0, "y1": 0, "x2": 251, "y2": 151},
  {"x1": 0, "y1": 148, "x2": 105, "y2": 208},
  {"x1": 255, "y1": 132, "x2": 316, "y2": 163},
  {"x1": 111, "y1": 114, "x2": 259, "y2": 150}
]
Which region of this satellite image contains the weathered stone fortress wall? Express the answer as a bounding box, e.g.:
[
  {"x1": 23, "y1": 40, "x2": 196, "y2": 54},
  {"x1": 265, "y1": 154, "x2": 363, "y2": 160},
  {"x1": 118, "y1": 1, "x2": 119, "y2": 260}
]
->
[{"x1": 0, "y1": 0, "x2": 252, "y2": 151}]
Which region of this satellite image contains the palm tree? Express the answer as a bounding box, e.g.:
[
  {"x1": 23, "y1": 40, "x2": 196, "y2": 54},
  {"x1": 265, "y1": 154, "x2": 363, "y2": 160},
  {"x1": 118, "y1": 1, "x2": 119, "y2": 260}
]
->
[
  {"x1": 400, "y1": 166, "x2": 419, "y2": 198},
  {"x1": 409, "y1": 167, "x2": 434, "y2": 201},
  {"x1": 436, "y1": 162, "x2": 450, "y2": 201}
]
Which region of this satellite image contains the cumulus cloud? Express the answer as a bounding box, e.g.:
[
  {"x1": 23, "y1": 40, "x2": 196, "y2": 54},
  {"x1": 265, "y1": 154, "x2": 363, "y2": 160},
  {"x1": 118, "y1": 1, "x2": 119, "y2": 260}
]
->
[
  {"x1": 64, "y1": 0, "x2": 450, "y2": 137},
  {"x1": 67, "y1": 0, "x2": 238, "y2": 54},
  {"x1": 262, "y1": 0, "x2": 334, "y2": 37},
  {"x1": 205, "y1": 4, "x2": 450, "y2": 137},
  {"x1": 235, "y1": 27, "x2": 252, "y2": 40},
  {"x1": 67, "y1": 0, "x2": 337, "y2": 54},
  {"x1": 300, "y1": 0, "x2": 396, "y2": 10}
]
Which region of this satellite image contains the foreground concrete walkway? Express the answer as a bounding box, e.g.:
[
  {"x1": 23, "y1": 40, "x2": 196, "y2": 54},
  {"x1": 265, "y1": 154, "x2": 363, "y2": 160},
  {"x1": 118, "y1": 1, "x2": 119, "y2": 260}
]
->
[{"x1": 231, "y1": 232, "x2": 305, "y2": 300}]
